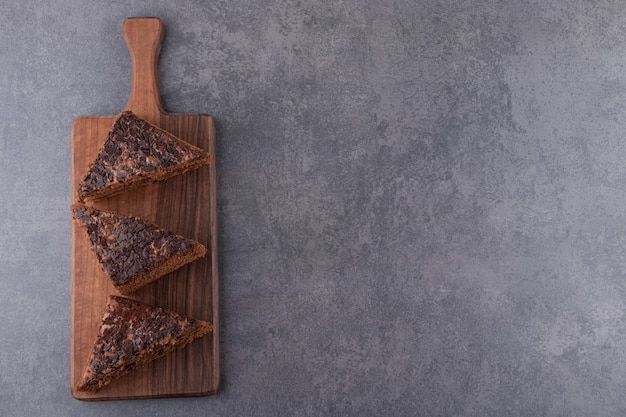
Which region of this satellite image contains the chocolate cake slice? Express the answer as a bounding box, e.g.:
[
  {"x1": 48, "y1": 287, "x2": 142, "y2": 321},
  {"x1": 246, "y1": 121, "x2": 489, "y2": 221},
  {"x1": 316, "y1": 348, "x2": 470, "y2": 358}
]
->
[
  {"x1": 76, "y1": 295, "x2": 213, "y2": 393},
  {"x1": 77, "y1": 110, "x2": 211, "y2": 202},
  {"x1": 72, "y1": 204, "x2": 206, "y2": 295}
]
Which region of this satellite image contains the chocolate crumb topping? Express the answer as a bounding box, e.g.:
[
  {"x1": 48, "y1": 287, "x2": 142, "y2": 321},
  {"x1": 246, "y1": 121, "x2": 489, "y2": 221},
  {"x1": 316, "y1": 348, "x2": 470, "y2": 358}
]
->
[
  {"x1": 77, "y1": 111, "x2": 211, "y2": 201},
  {"x1": 76, "y1": 295, "x2": 212, "y2": 393},
  {"x1": 72, "y1": 204, "x2": 205, "y2": 292}
]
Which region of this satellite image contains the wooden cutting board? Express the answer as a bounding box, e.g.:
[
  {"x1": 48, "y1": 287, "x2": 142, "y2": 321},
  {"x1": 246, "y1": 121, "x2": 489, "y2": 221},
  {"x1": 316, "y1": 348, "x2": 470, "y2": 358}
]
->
[{"x1": 70, "y1": 17, "x2": 218, "y2": 400}]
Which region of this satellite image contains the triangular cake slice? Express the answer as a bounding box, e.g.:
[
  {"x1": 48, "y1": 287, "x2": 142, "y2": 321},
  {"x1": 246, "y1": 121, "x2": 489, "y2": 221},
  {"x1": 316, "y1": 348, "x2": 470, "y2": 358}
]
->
[
  {"x1": 76, "y1": 295, "x2": 213, "y2": 393},
  {"x1": 77, "y1": 110, "x2": 211, "y2": 202},
  {"x1": 72, "y1": 204, "x2": 206, "y2": 295}
]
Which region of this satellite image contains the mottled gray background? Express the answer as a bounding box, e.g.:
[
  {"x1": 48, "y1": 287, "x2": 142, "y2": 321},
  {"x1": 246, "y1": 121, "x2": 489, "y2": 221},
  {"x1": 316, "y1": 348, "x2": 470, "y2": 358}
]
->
[{"x1": 2, "y1": 0, "x2": 626, "y2": 415}]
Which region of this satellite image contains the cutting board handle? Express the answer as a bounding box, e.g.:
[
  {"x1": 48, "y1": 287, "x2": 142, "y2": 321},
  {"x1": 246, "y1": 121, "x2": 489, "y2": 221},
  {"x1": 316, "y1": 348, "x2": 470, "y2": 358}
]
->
[{"x1": 122, "y1": 17, "x2": 165, "y2": 121}]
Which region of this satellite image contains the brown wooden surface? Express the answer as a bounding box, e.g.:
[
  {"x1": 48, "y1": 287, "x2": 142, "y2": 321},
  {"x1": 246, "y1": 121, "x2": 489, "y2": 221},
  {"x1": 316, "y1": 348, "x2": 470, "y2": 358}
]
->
[{"x1": 70, "y1": 17, "x2": 218, "y2": 400}]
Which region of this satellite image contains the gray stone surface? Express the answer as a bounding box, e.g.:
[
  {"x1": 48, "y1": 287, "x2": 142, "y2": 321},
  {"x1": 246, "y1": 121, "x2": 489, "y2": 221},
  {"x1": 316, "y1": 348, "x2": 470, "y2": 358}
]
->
[{"x1": 2, "y1": 0, "x2": 626, "y2": 415}]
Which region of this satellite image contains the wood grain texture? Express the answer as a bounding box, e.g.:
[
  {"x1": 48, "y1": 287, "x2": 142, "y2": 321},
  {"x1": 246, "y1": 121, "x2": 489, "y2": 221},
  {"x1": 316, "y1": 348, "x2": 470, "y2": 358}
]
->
[{"x1": 70, "y1": 17, "x2": 218, "y2": 401}]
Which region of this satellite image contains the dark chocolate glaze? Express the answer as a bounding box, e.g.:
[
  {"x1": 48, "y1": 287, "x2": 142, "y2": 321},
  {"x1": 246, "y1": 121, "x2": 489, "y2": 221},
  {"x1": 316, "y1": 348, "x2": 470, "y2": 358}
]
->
[
  {"x1": 72, "y1": 204, "x2": 194, "y2": 286},
  {"x1": 78, "y1": 295, "x2": 211, "y2": 392},
  {"x1": 78, "y1": 111, "x2": 209, "y2": 198}
]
